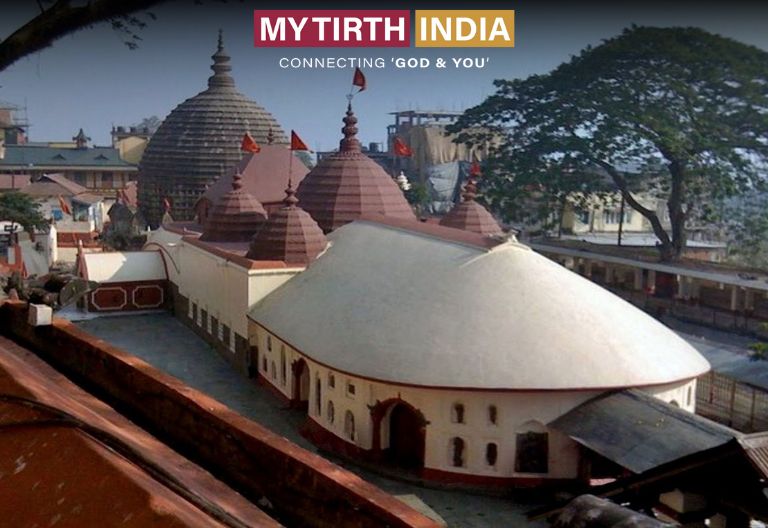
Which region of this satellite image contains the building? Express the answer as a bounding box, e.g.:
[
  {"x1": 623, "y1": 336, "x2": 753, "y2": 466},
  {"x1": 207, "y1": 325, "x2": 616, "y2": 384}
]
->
[
  {"x1": 194, "y1": 140, "x2": 310, "y2": 223},
  {"x1": 138, "y1": 32, "x2": 288, "y2": 226},
  {"x1": 296, "y1": 103, "x2": 416, "y2": 232},
  {"x1": 17, "y1": 173, "x2": 104, "y2": 261},
  {"x1": 0, "y1": 128, "x2": 138, "y2": 194},
  {"x1": 247, "y1": 216, "x2": 708, "y2": 486},
  {"x1": 111, "y1": 125, "x2": 152, "y2": 165},
  {"x1": 72, "y1": 99, "x2": 711, "y2": 490}
]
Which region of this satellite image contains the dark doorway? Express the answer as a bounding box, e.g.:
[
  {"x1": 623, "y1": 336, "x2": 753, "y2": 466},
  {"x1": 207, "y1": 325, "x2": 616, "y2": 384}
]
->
[
  {"x1": 387, "y1": 403, "x2": 425, "y2": 469},
  {"x1": 292, "y1": 359, "x2": 310, "y2": 411}
]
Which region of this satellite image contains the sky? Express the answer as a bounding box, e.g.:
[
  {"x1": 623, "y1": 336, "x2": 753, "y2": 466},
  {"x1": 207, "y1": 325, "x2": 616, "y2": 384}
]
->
[{"x1": 1, "y1": 1, "x2": 768, "y2": 152}]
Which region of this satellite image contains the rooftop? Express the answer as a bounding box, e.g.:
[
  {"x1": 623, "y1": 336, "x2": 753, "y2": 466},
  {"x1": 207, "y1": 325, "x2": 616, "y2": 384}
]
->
[
  {"x1": 249, "y1": 218, "x2": 709, "y2": 390},
  {"x1": 550, "y1": 389, "x2": 739, "y2": 474},
  {"x1": 0, "y1": 144, "x2": 135, "y2": 168}
]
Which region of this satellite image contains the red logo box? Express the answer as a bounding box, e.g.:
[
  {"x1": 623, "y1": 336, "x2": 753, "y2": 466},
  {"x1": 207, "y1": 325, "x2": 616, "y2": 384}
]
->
[{"x1": 254, "y1": 10, "x2": 411, "y2": 47}]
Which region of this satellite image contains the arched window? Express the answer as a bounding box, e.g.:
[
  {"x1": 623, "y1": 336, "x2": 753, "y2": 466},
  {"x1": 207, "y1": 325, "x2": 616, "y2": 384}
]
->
[
  {"x1": 328, "y1": 372, "x2": 335, "y2": 389},
  {"x1": 451, "y1": 437, "x2": 465, "y2": 467},
  {"x1": 486, "y1": 443, "x2": 498, "y2": 466},
  {"x1": 515, "y1": 421, "x2": 548, "y2": 474},
  {"x1": 261, "y1": 356, "x2": 267, "y2": 372},
  {"x1": 314, "y1": 377, "x2": 322, "y2": 416},
  {"x1": 280, "y1": 348, "x2": 286, "y2": 386},
  {"x1": 344, "y1": 411, "x2": 356, "y2": 442},
  {"x1": 686, "y1": 386, "x2": 693, "y2": 407},
  {"x1": 670, "y1": 400, "x2": 680, "y2": 408},
  {"x1": 327, "y1": 400, "x2": 335, "y2": 424},
  {"x1": 267, "y1": 335, "x2": 272, "y2": 351},
  {"x1": 451, "y1": 403, "x2": 465, "y2": 424},
  {"x1": 270, "y1": 361, "x2": 276, "y2": 380},
  {"x1": 488, "y1": 405, "x2": 498, "y2": 425}
]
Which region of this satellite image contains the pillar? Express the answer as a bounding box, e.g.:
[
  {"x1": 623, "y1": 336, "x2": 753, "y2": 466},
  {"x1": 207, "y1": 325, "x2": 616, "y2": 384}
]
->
[
  {"x1": 634, "y1": 268, "x2": 644, "y2": 291},
  {"x1": 647, "y1": 270, "x2": 657, "y2": 294},
  {"x1": 730, "y1": 286, "x2": 740, "y2": 312},
  {"x1": 605, "y1": 265, "x2": 614, "y2": 284}
]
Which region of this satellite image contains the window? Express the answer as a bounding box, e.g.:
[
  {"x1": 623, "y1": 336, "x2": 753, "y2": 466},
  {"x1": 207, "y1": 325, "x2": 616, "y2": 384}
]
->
[
  {"x1": 327, "y1": 400, "x2": 335, "y2": 424},
  {"x1": 262, "y1": 356, "x2": 267, "y2": 372},
  {"x1": 344, "y1": 411, "x2": 356, "y2": 441},
  {"x1": 223, "y1": 325, "x2": 231, "y2": 347},
  {"x1": 72, "y1": 171, "x2": 86, "y2": 185},
  {"x1": 488, "y1": 405, "x2": 498, "y2": 425},
  {"x1": 486, "y1": 443, "x2": 498, "y2": 467},
  {"x1": 686, "y1": 386, "x2": 693, "y2": 407},
  {"x1": 328, "y1": 373, "x2": 335, "y2": 389},
  {"x1": 315, "y1": 378, "x2": 322, "y2": 416},
  {"x1": 603, "y1": 208, "x2": 633, "y2": 225},
  {"x1": 451, "y1": 437, "x2": 466, "y2": 467},
  {"x1": 576, "y1": 209, "x2": 590, "y2": 225},
  {"x1": 271, "y1": 361, "x2": 276, "y2": 380},
  {"x1": 267, "y1": 335, "x2": 272, "y2": 351},
  {"x1": 451, "y1": 403, "x2": 465, "y2": 424},
  {"x1": 191, "y1": 303, "x2": 198, "y2": 323},
  {"x1": 515, "y1": 431, "x2": 548, "y2": 474},
  {"x1": 346, "y1": 381, "x2": 356, "y2": 397},
  {"x1": 101, "y1": 172, "x2": 114, "y2": 189},
  {"x1": 280, "y1": 348, "x2": 287, "y2": 386}
]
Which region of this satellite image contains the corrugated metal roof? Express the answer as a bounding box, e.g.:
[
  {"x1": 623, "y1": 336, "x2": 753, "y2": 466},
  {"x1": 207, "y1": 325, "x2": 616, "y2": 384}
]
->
[
  {"x1": 0, "y1": 145, "x2": 134, "y2": 168},
  {"x1": 739, "y1": 433, "x2": 768, "y2": 479},
  {"x1": 550, "y1": 390, "x2": 738, "y2": 473}
]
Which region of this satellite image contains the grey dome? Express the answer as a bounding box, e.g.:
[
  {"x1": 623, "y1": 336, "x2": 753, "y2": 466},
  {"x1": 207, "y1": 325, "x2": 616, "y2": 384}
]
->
[{"x1": 138, "y1": 32, "x2": 287, "y2": 226}]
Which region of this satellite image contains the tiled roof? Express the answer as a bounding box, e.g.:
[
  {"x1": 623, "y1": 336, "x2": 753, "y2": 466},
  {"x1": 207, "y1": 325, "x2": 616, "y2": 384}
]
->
[
  {"x1": 439, "y1": 173, "x2": 502, "y2": 236},
  {"x1": 247, "y1": 183, "x2": 327, "y2": 266},
  {"x1": 199, "y1": 173, "x2": 267, "y2": 242},
  {"x1": 0, "y1": 174, "x2": 30, "y2": 190},
  {"x1": 18, "y1": 173, "x2": 89, "y2": 198},
  {"x1": 296, "y1": 103, "x2": 415, "y2": 232},
  {"x1": 0, "y1": 145, "x2": 135, "y2": 168}
]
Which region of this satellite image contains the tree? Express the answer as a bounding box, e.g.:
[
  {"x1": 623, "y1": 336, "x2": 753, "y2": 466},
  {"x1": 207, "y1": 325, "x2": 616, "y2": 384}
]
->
[
  {"x1": 132, "y1": 115, "x2": 162, "y2": 134},
  {"x1": 0, "y1": 0, "x2": 167, "y2": 73},
  {"x1": 0, "y1": 192, "x2": 47, "y2": 233},
  {"x1": 449, "y1": 26, "x2": 768, "y2": 261},
  {"x1": 725, "y1": 191, "x2": 768, "y2": 268}
]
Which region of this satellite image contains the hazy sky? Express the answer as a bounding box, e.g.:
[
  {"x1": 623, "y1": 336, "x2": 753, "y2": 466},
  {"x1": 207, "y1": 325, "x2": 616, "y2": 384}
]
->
[{"x1": 1, "y1": 1, "x2": 767, "y2": 152}]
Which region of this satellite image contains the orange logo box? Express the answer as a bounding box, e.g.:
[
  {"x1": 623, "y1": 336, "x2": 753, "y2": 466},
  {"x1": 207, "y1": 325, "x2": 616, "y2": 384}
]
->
[{"x1": 415, "y1": 10, "x2": 515, "y2": 48}]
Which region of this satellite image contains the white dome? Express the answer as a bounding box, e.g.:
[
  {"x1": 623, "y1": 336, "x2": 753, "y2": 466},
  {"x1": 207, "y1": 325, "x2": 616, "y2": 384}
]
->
[{"x1": 248, "y1": 218, "x2": 709, "y2": 390}]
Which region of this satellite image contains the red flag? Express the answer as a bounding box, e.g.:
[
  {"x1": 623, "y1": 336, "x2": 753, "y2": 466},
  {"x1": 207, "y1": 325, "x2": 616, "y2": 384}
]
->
[
  {"x1": 470, "y1": 161, "x2": 482, "y2": 177},
  {"x1": 241, "y1": 132, "x2": 261, "y2": 153},
  {"x1": 290, "y1": 130, "x2": 310, "y2": 151},
  {"x1": 163, "y1": 197, "x2": 171, "y2": 212},
  {"x1": 57, "y1": 195, "x2": 72, "y2": 216},
  {"x1": 393, "y1": 137, "x2": 412, "y2": 157},
  {"x1": 352, "y1": 67, "x2": 366, "y2": 92}
]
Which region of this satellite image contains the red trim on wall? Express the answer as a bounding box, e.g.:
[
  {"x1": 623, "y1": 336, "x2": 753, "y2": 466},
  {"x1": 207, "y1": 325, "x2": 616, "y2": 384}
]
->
[{"x1": 87, "y1": 280, "x2": 167, "y2": 313}]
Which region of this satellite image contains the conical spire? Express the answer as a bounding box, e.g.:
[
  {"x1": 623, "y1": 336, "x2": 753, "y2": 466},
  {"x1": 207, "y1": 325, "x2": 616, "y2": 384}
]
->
[
  {"x1": 232, "y1": 172, "x2": 244, "y2": 190},
  {"x1": 208, "y1": 29, "x2": 234, "y2": 88},
  {"x1": 339, "y1": 102, "x2": 361, "y2": 152},
  {"x1": 439, "y1": 164, "x2": 503, "y2": 236}
]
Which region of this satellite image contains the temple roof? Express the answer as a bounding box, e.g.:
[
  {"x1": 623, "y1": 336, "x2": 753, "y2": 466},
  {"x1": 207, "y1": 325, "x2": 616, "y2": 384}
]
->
[
  {"x1": 296, "y1": 103, "x2": 415, "y2": 232},
  {"x1": 249, "y1": 218, "x2": 709, "y2": 390},
  {"x1": 138, "y1": 31, "x2": 287, "y2": 225},
  {"x1": 247, "y1": 182, "x2": 327, "y2": 266},
  {"x1": 439, "y1": 167, "x2": 503, "y2": 236},
  {"x1": 199, "y1": 173, "x2": 267, "y2": 242},
  {"x1": 197, "y1": 143, "x2": 309, "y2": 209}
]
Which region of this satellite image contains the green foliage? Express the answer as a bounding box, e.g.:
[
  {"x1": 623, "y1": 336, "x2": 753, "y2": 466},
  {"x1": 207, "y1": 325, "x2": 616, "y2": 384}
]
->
[
  {"x1": 724, "y1": 192, "x2": 768, "y2": 269},
  {"x1": 449, "y1": 26, "x2": 768, "y2": 261},
  {"x1": 0, "y1": 192, "x2": 48, "y2": 233}
]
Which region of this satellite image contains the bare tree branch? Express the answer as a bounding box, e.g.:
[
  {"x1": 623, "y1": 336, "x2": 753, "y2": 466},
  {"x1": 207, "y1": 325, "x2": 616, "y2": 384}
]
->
[{"x1": 0, "y1": 0, "x2": 168, "y2": 72}]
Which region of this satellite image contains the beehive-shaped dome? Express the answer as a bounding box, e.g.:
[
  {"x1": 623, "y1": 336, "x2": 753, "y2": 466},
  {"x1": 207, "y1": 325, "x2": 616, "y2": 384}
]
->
[
  {"x1": 296, "y1": 103, "x2": 415, "y2": 233},
  {"x1": 138, "y1": 31, "x2": 287, "y2": 226},
  {"x1": 439, "y1": 169, "x2": 503, "y2": 236},
  {"x1": 247, "y1": 182, "x2": 327, "y2": 266},
  {"x1": 200, "y1": 173, "x2": 267, "y2": 242}
]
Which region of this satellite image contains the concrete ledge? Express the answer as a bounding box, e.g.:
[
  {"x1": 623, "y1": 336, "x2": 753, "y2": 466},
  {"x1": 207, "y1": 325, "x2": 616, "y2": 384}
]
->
[{"x1": 0, "y1": 302, "x2": 438, "y2": 528}]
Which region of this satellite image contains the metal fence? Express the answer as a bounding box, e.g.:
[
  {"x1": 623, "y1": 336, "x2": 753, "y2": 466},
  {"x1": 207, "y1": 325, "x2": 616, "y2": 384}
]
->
[{"x1": 696, "y1": 371, "x2": 768, "y2": 433}]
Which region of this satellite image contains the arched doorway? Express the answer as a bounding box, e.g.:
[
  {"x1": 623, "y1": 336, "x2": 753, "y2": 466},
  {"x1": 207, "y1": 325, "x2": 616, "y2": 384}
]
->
[
  {"x1": 386, "y1": 403, "x2": 425, "y2": 469},
  {"x1": 291, "y1": 359, "x2": 310, "y2": 410}
]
